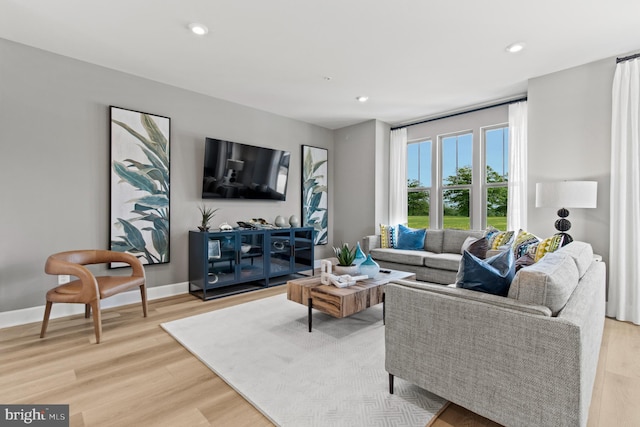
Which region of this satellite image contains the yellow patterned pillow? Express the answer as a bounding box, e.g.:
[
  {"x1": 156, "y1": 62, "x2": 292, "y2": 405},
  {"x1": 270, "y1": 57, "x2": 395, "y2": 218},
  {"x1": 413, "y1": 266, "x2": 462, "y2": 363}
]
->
[
  {"x1": 379, "y1": 224, "x2": 397, "y2": 248},
  {"x1": 533, "y1": 234, "x2": 565, "y2": 262}
]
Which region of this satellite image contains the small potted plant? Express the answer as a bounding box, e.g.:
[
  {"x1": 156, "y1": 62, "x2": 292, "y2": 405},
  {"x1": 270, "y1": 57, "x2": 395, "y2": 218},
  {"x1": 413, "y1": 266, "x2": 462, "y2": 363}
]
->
[
  {"x1": 332, "y1": 243, "x2": 359, "y2": 275},
  {"x1": 198, "y1": 204, "x2": 219, "y2": 231}
]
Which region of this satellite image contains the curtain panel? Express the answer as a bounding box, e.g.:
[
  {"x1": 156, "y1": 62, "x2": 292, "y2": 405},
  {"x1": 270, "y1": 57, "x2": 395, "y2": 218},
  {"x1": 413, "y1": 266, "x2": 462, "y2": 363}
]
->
[
  {"x1": 507, "y1": 101, "x2": 528, "y2": 231},
  {"x1": 389, "y1": 128, "x2": 408, "y2": 225},
  {"x1": 607, "y1": 57, "x2": 640, "y2": 325}
]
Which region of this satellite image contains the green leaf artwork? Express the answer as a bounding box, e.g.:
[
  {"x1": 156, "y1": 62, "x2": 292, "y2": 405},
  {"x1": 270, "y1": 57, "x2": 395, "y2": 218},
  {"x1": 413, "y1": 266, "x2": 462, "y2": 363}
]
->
[
  {"x1": 110, "y1": 107, "x2": 170, "y2": 265},
  {"x1": 302, "y1": 146, "x2": 328, "y2": 245}
]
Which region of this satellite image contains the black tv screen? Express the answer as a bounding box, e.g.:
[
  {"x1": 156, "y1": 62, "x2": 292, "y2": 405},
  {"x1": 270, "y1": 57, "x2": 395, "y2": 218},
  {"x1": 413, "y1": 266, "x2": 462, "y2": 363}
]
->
[{"x1": 202, "y1": 138, "x2": 290, "y2": 200}]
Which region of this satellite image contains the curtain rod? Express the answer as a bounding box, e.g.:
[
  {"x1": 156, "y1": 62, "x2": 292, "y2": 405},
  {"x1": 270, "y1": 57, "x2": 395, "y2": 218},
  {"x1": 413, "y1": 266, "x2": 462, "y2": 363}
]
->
[
  {"x1": 390, "y1": 96, "x2": 528, "y2": 131},
  {"x1": 616, "y1": 53, "x2": 640, "y2": 63}
]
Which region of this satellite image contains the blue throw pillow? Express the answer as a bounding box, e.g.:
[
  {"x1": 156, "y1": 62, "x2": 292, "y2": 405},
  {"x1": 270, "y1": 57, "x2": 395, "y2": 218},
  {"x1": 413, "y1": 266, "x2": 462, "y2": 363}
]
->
[
  {"x1": 456, "y1": 249, "x2": 515, "y2": 296},
  {"x1": 395, "y1": 224, "x2": 426, "y2": 250}
]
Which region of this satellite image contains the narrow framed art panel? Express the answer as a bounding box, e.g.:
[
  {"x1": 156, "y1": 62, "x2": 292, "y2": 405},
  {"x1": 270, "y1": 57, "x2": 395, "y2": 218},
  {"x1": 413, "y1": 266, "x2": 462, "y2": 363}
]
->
[
  {"x1": 110, "y1": 106, "x2": 170, "y2": 267},
  {"x1": 301, "y1": 145, "x2": 328, "y2": 245}
]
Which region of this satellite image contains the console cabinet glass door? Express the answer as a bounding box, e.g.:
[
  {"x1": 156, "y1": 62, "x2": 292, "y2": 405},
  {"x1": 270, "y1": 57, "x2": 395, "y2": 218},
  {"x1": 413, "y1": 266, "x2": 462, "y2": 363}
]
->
[
  {"x1": 293, "y1": 228, "x2": 314, "y2": 271},
  {"x1": 269, "y1": 230, "x2": 292, "y2": 276},
  {"x1": 207, "y1": 233, "x2": 238, "y2": 288},
  {"x1": 237, "y1": 231, "x2": 265, "y2": 282}
]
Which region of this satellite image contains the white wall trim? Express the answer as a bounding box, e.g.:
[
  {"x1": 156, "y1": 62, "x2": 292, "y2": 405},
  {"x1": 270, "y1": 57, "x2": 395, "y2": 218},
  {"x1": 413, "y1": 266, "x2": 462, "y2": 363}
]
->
[{"x1": 0, "y1": 282, "x2": 188, "y2": 330}]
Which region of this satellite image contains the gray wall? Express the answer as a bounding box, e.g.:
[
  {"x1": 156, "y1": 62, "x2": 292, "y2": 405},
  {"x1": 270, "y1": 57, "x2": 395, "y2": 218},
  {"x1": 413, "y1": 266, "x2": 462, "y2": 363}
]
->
[
  {"x1": 0, "y1": 38, "x2": 333, "y2": 312},
  {"x1": 527, "y1": 57, "x2": 614, "y2": 264},
  {"x1": 333, "y1": 120, "x2": 379, "y2": 247}
]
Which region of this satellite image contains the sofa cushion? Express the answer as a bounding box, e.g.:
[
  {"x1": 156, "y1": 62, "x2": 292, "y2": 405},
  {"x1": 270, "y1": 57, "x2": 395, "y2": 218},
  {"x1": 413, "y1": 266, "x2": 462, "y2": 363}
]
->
[
  {"x1": 396, "y1": 224, "x2": 426, "y2": 250},
  {"x1": 370, "y1": 248, "x2": 431, "y2": 267},
  {"x1": 423, "y1": 253, "x2": 463, "y2": 271},
  {"x1": 443, "y1": 229, "x2": 484, "y2": 254},
  {"x1": 424, "y1": 229, "x2": 444, "y2": 253},
  {"x1": 456, "y1": 249, "x2": 515, "y2": 296},
  {"x1": 508, "y1": 251, "x2": 579, "y2": 315},
  {"x1": 555, "y1": 241, "x2": 593, "y2": 278}
]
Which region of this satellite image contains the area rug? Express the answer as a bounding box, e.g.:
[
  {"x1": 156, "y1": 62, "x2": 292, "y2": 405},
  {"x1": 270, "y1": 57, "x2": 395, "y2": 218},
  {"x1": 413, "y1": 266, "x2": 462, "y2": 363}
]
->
[{"x1": 161, "y1": 293, "x2": 447, "y2": 427}]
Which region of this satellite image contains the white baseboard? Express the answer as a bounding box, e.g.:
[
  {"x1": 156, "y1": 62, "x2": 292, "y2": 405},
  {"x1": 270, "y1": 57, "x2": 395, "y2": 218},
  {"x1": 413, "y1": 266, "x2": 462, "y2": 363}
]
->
[{"x1": 0, "y1": 282, "x2": 189, "y2": 330}]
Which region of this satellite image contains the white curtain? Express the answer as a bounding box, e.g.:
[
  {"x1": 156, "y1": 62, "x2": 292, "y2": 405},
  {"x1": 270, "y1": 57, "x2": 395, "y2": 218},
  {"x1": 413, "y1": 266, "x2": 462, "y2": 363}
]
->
[
  {"x1": 389, "y1": 128, "x2": 408, "y2": 225},
  {"x1": 507, "y1": 101, "x2": 528, "y2": 231},
  {"x1": 607, "y1": 57, "x2": 640, "y2": 325}
]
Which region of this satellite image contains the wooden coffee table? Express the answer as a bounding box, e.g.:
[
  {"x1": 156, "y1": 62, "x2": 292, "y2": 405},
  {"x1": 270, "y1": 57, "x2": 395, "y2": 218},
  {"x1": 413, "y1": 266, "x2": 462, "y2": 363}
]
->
[{"x1": 286, "y1": 269, "x2": 415, "y2": 332}]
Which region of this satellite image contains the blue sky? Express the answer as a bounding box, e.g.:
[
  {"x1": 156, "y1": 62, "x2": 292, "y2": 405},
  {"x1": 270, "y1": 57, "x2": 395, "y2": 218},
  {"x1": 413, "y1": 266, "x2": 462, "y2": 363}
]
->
[{"x1": 407, "y1": 127, "x2": 508, "y2": 188}]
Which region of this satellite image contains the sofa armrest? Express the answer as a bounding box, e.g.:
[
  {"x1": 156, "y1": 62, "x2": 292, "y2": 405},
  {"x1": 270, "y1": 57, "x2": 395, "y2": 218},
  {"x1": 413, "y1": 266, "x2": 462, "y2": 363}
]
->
[
  {"x1": 362, "y1": 235, "x2": 380, "y2": 254},
  {"x1": 385, "y1": 280, "x2": 586, "y2": 427}
]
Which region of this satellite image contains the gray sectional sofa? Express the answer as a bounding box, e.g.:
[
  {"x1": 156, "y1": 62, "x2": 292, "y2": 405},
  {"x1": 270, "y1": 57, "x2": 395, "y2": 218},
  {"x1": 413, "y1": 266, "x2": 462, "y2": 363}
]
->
[
  {"x1": 385, "y1": 241, "x2": 605, "y2": 427},
  {"x1": 363, "y1": 228, "x2": 485, "y2": 284}
]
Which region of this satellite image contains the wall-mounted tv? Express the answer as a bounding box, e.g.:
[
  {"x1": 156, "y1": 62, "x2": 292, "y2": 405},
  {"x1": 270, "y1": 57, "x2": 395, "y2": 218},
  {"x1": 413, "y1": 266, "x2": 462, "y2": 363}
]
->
[{"x1": 202, "y1": 138, "x2": 290, "y2": 200}]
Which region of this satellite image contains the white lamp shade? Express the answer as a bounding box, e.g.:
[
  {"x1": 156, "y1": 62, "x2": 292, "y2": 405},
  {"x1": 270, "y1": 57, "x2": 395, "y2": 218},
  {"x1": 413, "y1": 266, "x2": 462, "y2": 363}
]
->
[{"x1": 535, "y1": 181, "x2": 598, "y2": 208}]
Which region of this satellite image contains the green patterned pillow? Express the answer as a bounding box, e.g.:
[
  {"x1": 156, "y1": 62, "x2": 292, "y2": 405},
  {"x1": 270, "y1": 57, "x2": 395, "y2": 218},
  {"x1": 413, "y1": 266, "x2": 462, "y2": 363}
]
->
[
  {"x1": 379, "y1": 224, "x2": 397, "y2": 249},
  {"x1": 489, "y1": 230, "x2": 515, "y2": 250}
]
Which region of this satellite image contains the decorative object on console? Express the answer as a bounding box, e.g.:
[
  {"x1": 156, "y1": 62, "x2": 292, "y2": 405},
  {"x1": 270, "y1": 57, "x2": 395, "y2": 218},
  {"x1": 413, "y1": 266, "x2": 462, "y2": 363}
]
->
[
  {"x1": 535, "y1": 181, "x2": 598, "y2": 244},
  {"x1": 359, "y1": 254, "x2": 380, "y2": 279},
  {"x1": 219, "y1": 222, "x2": 233, "y2": 231},
  {"x1": 302, "y1": 145, "x2": 328, "y2": 245},
  {"x1": 110, "y1": 106, "x2": 170, "y2": 267},
  {"x1": 274, "y1": 215, "x2": 286, "y2": 227},
  {"x1": 288, "y1": 214, "x2": 300, "y2": 227},
  {"x1": 198, "y1": 204, "x2": 219, "y2": 232}
]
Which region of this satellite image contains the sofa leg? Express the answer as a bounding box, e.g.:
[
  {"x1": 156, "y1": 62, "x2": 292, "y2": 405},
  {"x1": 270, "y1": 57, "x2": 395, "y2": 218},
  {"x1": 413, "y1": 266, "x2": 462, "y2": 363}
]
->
[{"x1": 389, "y1": 373, "x2": 394, "y2": 394}]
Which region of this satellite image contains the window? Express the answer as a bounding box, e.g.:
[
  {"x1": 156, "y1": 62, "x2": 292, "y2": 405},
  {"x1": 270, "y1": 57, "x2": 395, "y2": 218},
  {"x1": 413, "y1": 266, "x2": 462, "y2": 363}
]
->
[
  {"x1": 407, "y1": 140, "x2": 431, "y2": 228},
  {"x1": 485, "y1": 126, "x2": 509, "y2": 230},
  {"x1": 442, "y1": 133, "x2": 472, "y2": 229},
  {"x1": 404, "y1": 105, "x2": 509, "y2": 230}
]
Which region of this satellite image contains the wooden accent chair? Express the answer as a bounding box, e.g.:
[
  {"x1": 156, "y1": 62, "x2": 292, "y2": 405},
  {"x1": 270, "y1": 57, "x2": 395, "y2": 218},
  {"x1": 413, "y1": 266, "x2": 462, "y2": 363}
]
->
[{"x1": 41, "y1": 250, "x2": 147, "y2": 343}]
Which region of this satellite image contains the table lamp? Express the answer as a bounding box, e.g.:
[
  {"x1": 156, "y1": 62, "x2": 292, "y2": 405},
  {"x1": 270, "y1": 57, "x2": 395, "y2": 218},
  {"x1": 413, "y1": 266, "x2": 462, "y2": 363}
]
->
[{"x1": 535, "y1": 181, "x2": 597, "y2": 244}]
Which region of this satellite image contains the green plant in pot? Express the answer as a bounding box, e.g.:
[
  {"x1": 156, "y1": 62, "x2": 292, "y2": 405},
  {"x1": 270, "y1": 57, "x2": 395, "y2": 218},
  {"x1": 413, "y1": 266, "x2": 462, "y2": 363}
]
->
[
  {"x1": 332, "y1": 243, "x2": 359, "y2": 275},
  {"x1": 198, "y1": 204, "x2": 219, "y2": 231}
]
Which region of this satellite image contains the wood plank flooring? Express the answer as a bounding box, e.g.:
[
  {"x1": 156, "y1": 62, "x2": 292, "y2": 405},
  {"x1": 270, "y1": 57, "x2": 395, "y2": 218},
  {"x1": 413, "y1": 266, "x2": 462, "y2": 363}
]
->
[{"x1": 1, "y1": 287, "x2": 638, "y2": 426}]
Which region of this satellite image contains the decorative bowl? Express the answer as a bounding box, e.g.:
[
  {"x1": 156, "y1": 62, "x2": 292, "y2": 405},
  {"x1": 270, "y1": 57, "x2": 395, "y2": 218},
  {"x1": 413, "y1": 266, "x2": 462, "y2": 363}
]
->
[{"x1": 241, "y1": 244, "x2": 251, "y2": 253}]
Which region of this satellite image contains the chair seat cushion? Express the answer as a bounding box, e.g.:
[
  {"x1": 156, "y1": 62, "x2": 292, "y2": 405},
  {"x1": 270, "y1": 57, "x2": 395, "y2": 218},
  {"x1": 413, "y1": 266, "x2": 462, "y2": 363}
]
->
[
  {"x1": 422, "y1": 253, "x2": 463, "y2": 271},
  {"x1": 97, "y1": 276, "x2": 145, "y2": 298}
]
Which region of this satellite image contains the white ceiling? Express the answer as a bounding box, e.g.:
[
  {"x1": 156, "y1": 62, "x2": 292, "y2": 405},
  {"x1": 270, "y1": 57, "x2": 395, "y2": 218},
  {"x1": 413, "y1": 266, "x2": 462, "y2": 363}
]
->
[{"x1": 2, "y1": 0, "x2": 639, "y2": 130}]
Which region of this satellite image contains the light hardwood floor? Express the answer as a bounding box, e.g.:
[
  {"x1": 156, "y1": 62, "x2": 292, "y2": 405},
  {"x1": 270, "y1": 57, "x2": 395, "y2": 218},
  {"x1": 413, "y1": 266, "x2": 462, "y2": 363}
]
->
[{"x1": 1, "y1": 287, "x2": 639, "y2": 427}]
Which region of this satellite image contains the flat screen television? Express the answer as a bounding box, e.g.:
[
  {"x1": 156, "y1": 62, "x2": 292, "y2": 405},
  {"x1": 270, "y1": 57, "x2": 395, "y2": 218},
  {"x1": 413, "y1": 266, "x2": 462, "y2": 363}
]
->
[{"x1": 202, "y1": 138, "x2": 290, "y2": 200}]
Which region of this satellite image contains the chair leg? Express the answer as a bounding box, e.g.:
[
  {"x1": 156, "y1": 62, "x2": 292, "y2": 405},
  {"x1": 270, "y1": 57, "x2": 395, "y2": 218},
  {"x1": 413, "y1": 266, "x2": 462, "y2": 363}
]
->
[
  {"x1": 85, "y1": 304, "x2": 91, "y2": 318},
  {"x1": 140, "y1": 284, "x2": 148, "y2": 317},
  {"x1": 90, "y1": 300, "x2": 102, "y2": 344},
  {"x1": 40, "y1": 301, "x2": 53, "y2": 338}
]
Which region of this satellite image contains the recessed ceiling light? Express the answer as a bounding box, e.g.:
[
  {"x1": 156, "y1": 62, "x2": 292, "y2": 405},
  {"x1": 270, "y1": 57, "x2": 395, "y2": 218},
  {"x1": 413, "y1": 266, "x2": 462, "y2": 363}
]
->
[
  {"x1": 188, "y1": 23, "x2": 209, "y2": 36},
  {"x1": 505, "y1": 42, "x2": 525, "y2": 53},
  {"x1": 356, "y1": 96, "x2": 369, "y2": 103}
]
